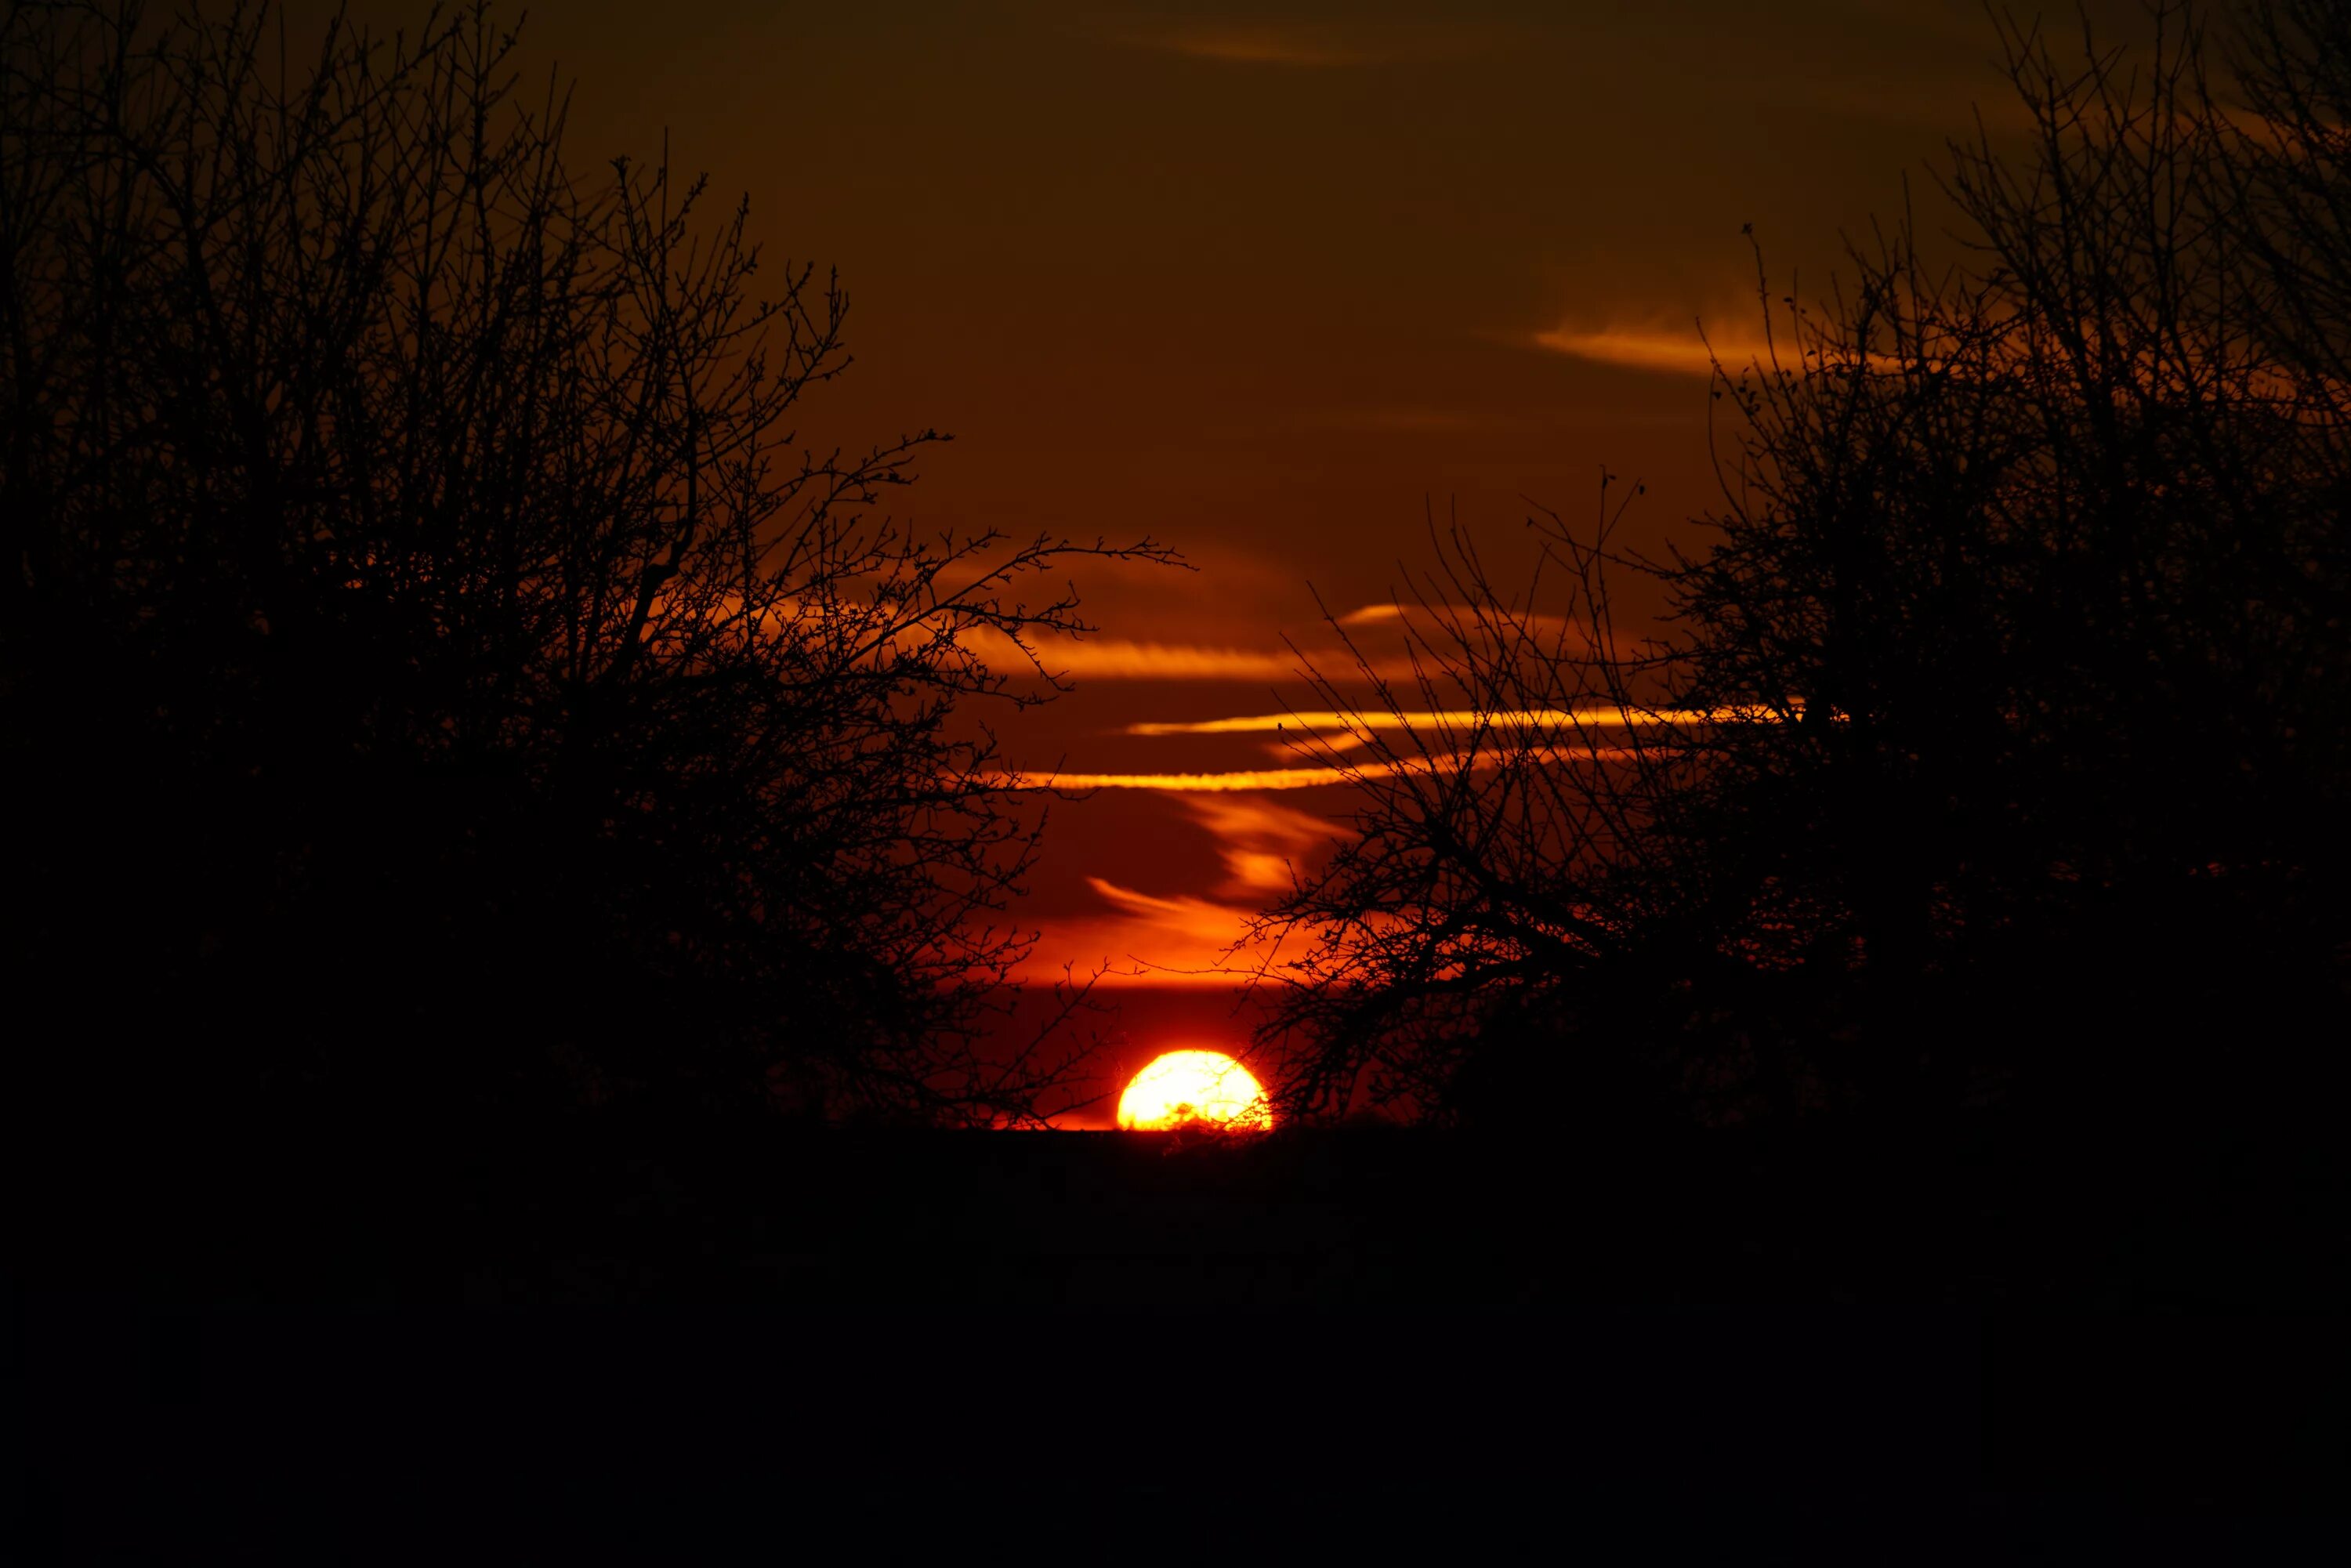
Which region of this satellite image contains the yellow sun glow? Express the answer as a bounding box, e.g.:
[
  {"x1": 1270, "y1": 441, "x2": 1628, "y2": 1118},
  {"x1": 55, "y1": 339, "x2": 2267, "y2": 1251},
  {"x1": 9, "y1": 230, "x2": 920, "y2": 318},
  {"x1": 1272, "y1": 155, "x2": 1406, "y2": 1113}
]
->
[{"x1": 1116, "y1": 1049, "x2": 1274, "y2": 1132}]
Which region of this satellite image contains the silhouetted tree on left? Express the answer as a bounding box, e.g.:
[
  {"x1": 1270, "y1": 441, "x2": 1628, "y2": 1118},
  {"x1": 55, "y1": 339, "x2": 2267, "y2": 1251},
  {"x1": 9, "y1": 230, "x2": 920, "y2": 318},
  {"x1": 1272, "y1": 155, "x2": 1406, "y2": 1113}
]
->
[{"x1": 0, "y1": 1, "x2": 1163, "y2": 1135}]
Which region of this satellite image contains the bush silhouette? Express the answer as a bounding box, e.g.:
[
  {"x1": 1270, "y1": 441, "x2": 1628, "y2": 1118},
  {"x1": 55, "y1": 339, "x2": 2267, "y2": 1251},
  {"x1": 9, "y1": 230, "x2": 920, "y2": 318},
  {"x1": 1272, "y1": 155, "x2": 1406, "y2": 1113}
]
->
[
  {"x1": 1255, "y1": 1, "x2": 2351, "y2": 1131},
  {"x1": 0, "y1": 2, "x2": 1165, "y2": 1132}
]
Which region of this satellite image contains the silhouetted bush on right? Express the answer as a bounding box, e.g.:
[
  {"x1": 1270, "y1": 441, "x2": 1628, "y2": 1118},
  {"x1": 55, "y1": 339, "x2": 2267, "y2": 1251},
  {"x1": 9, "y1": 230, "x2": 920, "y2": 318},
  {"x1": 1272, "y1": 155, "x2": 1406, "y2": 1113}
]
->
[{"x1": 1256, "y1": 1, "x2": 2351, "y2": 1132}]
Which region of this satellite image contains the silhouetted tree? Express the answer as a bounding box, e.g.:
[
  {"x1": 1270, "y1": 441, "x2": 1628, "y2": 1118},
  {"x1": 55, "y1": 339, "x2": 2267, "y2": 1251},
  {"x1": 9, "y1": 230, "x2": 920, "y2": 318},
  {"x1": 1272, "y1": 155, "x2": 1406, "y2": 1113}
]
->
[
  {"x1": 1255, "y1": 0, "x2": 2351, "y2": 1129},
  {"x1": 1237, "y1": 496, "x2": 1708, "y2": 1129},
  {"x1": 0, "y1": 2, "x2": 1166, "y2": 1132}
]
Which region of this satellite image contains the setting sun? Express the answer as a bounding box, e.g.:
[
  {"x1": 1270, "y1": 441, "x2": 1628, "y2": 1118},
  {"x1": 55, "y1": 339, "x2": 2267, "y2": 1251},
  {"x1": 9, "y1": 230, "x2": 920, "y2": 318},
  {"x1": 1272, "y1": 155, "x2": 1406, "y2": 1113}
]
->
[{"x1": 1116, "y1": 1049, "x2": 1274, "y2": 1132}]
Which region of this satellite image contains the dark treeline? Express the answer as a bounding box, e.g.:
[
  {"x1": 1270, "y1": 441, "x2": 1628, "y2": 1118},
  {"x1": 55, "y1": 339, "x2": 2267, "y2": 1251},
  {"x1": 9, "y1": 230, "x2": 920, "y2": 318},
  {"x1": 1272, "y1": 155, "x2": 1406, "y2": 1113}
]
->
[
  {"x1": 1260, "y1": 0, "x2": 2351, "y2": 1139},
  {"x1": 1, "y1": 2, "x2": 1164, "y2": 1139},
  {"x1": 1, "y1": 0, "x2": 2340, "y2": 1171}
]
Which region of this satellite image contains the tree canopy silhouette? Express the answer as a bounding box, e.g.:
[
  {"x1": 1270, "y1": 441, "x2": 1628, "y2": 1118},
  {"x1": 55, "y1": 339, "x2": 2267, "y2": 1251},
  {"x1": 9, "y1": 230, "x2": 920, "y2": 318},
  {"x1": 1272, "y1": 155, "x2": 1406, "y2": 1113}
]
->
[
  {"x1": 1, "y1": 1, "x2": 1168, "y2": 1129},
  {"x1": 1255, "y1": 0, "x2": 2351, "y2": 1130}
]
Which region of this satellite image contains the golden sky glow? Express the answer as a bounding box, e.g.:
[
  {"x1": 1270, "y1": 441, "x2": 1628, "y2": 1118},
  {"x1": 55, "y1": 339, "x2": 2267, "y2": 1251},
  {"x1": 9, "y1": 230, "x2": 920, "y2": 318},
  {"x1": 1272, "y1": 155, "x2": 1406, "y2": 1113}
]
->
[{"x1": 399, "y1": 0, "x2": 2079, "y2": 1122}]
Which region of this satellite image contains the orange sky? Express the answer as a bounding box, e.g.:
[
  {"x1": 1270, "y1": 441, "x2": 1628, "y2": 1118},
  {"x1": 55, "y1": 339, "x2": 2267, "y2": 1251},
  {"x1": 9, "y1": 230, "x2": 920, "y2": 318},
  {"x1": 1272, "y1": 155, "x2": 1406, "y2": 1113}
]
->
[{"x1": 317, "y1": 0, "x2": 2146, "y2": 1119}]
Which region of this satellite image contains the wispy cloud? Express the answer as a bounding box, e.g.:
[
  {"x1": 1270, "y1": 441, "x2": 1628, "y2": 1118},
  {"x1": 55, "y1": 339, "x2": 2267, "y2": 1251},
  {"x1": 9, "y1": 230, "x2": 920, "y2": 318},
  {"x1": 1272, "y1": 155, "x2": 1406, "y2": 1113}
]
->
[
  {"x1": 1087, "y1": 876, "x2": 1248, "y2": 927},
  {"x1": 965, "y1": 628, "x2": 1418, "y2": 682},
  {"x1": 1013, "y1": 764, "x2": 1366, "y2": 791},
  {"x1": 1020, "y1": 877, "x2": 1271, "y2": 987},
  {"x1": 1181, "y1": 794, "x2": 1336, "y2": 896},
  {"x1": 960, "y1": 628, "x2": 1296, "y2": 680},
  {"x1": 1534, "y1": 319, "x2": 1914, "y2": 379},
  {"x1": 1006, "y1": 747, "x2": 1641, "y2": 793},
  {"x1": 1533, "y1": 323, "x2": 1777, "y2": 378},
  {"x1": 1328, "y1": 603, "x2": 1620, "y2": 668},
  {"x1": 1125, "y1": 707, "x2": 1715, "y2": 737},
  {"x1": 1011, "y1": 704, "x2": 1776, "y2": 791}
]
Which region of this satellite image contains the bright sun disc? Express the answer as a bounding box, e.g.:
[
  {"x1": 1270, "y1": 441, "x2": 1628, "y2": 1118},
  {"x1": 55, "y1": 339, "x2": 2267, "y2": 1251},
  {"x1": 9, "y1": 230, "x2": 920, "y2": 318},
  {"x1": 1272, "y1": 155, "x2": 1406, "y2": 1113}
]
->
[{"x1": 1117, "y1": 1049, "x2": 1273, "y2": 1132}]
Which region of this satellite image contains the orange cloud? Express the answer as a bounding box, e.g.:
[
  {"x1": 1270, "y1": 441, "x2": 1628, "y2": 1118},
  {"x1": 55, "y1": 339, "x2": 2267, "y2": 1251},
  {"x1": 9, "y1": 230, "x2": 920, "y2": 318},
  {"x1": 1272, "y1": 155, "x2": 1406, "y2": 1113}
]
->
[
  {"x1": 1535, "y1": 320, "x2": 1914, "y2": 379},
  {"x1": 1012, "y1": 765, "x2": 1365, "y2": 791},
  {"x1": 1087, "y1": 877, "x2": 1241, "y2": 924},
  {"x1": 1003, "y1": 746, "x2": 1644, "y2": 793},
  {"x1": 1182, "y1": 795, "x2": 1338, "y2": 896},
  {"x1": 1027, "y1": 638, "x2": 1309, "y2": 680},
  {"x1": 963, "y1": 628, "x2": 1413, "y2": 682},
  {"x1": 1533, "y1": 324, "x2": 1777, "y2": 378},
  {"x1": 1125, "y1": 707, "x2": 1720, "y2": 738},
  {"x1": 1336, "y1": 602, "x2": 1587, "y2": 632},
  {"x1": 1017, "y1": 877, "x2": 1276, "y2": 987},
  {"x1": 963, "y1": 627, "x2": 1429, "y2": 683}
]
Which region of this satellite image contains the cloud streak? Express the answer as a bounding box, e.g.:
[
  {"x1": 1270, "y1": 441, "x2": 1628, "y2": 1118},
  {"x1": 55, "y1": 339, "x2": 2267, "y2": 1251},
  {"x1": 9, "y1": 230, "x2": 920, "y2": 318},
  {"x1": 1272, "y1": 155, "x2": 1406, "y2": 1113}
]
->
[
  {"x1": 1015, "y1": 765, "x2": 1368, "y2": 791},
  {"x1": 1182, "y1": 794, "x2": 1337, "y2": 896},
  {"x1": 1533, "y1": 324, "x2": 1777, "y2": 378},
  {"x1": 1017, "y1": 877, "x2": 1273, "y2": 987},
  {"x1": 1005, "y1": 746, "x2": 1643, "y2": 793},
  {"x1": 1125, "y1": 707, "x2": 1718, "y2": 738},
  {"x1": 965, "y1": 628, "x2": 1420, "y2": 682},
  {"x1": 1535, "y1": 322, "x2": 1911, "y2": 379},
  {"x1": 1337, "y1": 602, "x2": 1587, "y2": 632}
]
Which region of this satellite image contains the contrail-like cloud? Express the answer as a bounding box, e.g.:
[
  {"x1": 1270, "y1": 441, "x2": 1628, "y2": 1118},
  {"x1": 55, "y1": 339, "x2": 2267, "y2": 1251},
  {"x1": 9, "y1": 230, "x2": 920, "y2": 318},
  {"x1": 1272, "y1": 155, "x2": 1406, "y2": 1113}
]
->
[
  {"x1": 1535, "y1": 321, "x2": 1912, "y2": 378},
  {"x1": 962, "y1": 628, "x2": 1418, "y2": 682},
  {"x1": 1004, "y1": 747, "x2": 1644, "y2": 793},
  {"x1": 1016, "y1": 765, "x2": 1370, "y2": 792},
  {"x1": 1339, "y1": 602, "x2": 1552, "y2": 627},
  {"x1": 1124, "y1": 708, "x2": 1722, "y2": 738},
  {"x1": 1533, "y1": 324, "x2": 1776, "y2": 378}
]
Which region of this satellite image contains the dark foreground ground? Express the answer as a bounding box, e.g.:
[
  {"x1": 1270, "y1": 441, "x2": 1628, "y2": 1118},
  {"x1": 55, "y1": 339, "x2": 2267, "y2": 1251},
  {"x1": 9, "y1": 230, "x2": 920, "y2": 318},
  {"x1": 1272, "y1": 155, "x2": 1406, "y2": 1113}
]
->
[{"x1": 11, "y1": 1107, "x2": 2349, "y2": 1556}]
